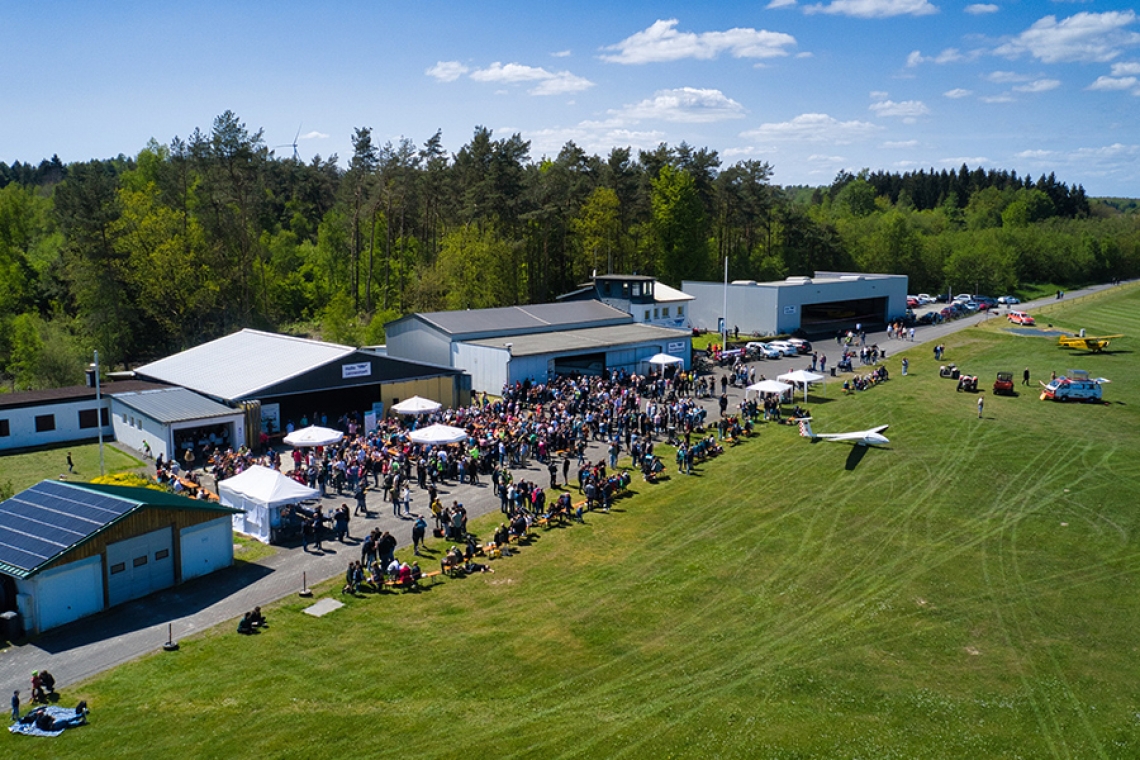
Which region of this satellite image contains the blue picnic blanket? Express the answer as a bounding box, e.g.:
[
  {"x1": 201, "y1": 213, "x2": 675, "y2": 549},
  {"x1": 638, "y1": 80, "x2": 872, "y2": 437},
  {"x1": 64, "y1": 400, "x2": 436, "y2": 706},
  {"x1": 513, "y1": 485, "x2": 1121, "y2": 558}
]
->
[{"x1": 8, "y1": 705, "x2": 87, "y2": 737}]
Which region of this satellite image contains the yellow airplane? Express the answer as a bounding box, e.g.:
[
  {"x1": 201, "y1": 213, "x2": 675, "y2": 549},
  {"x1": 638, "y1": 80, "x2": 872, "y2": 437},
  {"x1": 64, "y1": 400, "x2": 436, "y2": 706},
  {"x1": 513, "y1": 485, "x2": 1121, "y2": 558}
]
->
[{"x1": 1057, "y1": 334, "x2": 1124, "y2": 352}]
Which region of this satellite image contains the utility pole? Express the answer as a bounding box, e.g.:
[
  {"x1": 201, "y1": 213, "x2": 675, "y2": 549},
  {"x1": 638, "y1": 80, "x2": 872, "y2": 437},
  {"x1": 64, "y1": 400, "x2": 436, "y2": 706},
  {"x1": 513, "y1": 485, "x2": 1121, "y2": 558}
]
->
[{"x1": 94, "y1": 350, "x2": 105, "y2": 477}]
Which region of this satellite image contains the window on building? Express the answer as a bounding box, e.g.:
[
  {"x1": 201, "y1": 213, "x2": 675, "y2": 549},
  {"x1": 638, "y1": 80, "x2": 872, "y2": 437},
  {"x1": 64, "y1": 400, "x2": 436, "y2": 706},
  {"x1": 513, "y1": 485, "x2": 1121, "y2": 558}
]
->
[
  {"x1": 0, "y1": 419, "x2": 9, "y2": 437},
  {"x1": 155, "y1": 549, "x2": 170, "y2": 561},
  {"x1": 35, "y1": 414, "x2": 55, "y2": 433},
  {"x1": 110, "y1": 563, "x2": 126, "y2": 575},
  {"x1": 632, "y1": 283, "x2": 641, "y2": 297},
  {"x1": 79, "y1": 408, "x2": 99, "y2": 429},
  {"x1": 644, "y1": 310, "x2": 650, "y2": 320},
  {"x1": 662, "y1": 307, "x2": 670, "y2": 317},
  {"x1": 677, "y1": 305, "x2": 685, "y2": 316},
  {"x1": 133, "y1": 555, "x2": 148, "y2": 568},
  {"x1": 101, "y1": 408, "x2": 110, "y2": 426},
  {"x1": 653, "y1": 308, "x2": 659, "y2": 318}
]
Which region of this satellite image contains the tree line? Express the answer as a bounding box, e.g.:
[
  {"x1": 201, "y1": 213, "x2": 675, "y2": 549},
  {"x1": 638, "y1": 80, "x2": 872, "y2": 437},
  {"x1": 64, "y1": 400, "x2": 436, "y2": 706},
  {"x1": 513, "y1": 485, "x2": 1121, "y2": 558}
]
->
[{"x1": 1, "y1": 110, "x2": 1138, "y2": 390}]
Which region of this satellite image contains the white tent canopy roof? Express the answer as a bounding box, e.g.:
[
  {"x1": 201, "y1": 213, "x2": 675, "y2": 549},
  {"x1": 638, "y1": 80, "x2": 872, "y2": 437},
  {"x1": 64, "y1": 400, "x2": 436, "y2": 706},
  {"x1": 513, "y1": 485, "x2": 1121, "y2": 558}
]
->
[
  {"x1": 746, "y1": 379, "x2": 793, "y2": 394},
  {"x1": 647, "y1": 353, "x2": 684, "y2": 366},
  {"x1": 778, "y1": 370, "x2": 826, "y2": 384},
  {"x1": 283, "y1": 425, "x2": 344, "y2": 447},
  {"x1": 408, "y1": 423, "x2": 468, "y2": 445},
  {"x1": 391, "y1": 395, "x2": 443, "y2": 415},
  {"x1": 219, "y1": 465, "x2": 320, "y2": 507}
]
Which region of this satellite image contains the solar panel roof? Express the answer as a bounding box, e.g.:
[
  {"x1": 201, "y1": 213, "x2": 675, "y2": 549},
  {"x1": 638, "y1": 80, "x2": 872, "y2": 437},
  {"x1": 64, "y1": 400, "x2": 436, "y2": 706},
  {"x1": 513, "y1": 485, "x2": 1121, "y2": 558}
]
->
[{"x1": 0, "y1": 480, "x2": 239, "y2": 578}]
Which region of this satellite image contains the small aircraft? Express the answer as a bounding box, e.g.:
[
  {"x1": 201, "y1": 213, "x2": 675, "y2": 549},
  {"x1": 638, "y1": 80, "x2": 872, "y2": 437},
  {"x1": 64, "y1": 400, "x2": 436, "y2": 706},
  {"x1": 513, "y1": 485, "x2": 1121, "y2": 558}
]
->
[
  {"x1": 798, "y1": 418, "x2": 890, "y2": 446},
  {"x1": 1057, "y1": 334, "x2": 1124, "y2": 353}
]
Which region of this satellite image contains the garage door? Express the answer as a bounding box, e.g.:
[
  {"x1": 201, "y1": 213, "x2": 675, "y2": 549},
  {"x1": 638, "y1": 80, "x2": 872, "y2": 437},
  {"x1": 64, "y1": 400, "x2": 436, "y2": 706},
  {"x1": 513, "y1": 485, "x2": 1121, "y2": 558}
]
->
[
  {"x1": 180, "y1": 517, "x2": 234, "y2": 581},
  {"x1": 106, "y1": 527, "x2": 175, "y2": 607},
  {"x1": 33, "y1": 555, "x2": 104, "y2": 632}
]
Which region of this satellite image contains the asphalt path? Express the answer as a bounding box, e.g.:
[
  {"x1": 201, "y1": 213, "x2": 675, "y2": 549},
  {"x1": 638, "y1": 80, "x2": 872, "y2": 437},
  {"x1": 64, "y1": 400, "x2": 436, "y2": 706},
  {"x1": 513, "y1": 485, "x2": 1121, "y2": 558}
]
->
[{"x1": 0, "y1": 280, "x2": 1128, "y2": 695}]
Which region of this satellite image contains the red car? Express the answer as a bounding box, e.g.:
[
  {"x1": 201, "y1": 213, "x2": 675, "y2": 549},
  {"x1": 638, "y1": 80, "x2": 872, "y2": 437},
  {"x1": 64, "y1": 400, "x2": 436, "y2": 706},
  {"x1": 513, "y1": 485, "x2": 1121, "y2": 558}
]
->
[{"x1": 1008, "y1": 311, "x2": 1035, "y2": 325}]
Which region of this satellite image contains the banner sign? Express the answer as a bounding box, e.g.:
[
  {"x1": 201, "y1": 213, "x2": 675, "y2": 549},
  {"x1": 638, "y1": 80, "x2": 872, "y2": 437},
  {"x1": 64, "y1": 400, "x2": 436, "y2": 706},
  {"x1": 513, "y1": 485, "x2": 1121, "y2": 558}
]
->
[
  {"x1": 667, "y1": 341, "x2": 686, "y2": 354},
  {"x1": 342, "y1": 362, "x2": 372, "y2": 379}
]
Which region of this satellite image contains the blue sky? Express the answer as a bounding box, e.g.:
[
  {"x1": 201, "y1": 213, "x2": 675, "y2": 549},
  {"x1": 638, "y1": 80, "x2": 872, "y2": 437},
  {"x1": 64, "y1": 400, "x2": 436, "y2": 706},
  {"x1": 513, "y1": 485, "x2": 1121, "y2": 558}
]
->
[{"x1": 3, "y1": 1, "x2": 1139, "y2": 196}]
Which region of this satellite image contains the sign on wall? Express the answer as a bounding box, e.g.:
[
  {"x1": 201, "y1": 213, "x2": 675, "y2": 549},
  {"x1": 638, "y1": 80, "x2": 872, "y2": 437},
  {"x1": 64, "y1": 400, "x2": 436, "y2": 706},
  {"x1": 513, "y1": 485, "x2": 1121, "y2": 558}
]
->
[
  {"x1": 667, "y1": 341, "x2": 686, "y2": 354},
  {"x1": 261, "y1": 403, "x2": 280, "y2": 434},
  {"x1": 342, "y1": 362, "x2": 372, "y2": 379},
  {"x1": 783, "y1": 305, "x2": 797, "y2": 315}
]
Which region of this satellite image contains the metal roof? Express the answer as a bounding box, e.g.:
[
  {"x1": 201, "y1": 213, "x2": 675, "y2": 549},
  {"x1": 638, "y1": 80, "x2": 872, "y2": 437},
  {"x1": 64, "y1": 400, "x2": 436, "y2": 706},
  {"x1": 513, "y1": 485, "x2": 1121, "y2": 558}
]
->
[
  {"x1": 110, "y1": 387, "x2": 242, "y2": 424},
  {"x1": 0, "y1": 381, "x2": 169, "y2": 411},
  {"x1": 654, "y1": 282, "x2": 695, "y2": 303},
  {"x1": 464, "y1": 323, "x2": 690, "y2": 357},
  {"x1": 0, "y1": 481, "x2": 239, "y2": 579},
  {"x1": 413, "y1": 301, "x2": 631, "y2": 337},
  {"x1": 134, "y1": 329, "x2": 356, "y2": 401}
]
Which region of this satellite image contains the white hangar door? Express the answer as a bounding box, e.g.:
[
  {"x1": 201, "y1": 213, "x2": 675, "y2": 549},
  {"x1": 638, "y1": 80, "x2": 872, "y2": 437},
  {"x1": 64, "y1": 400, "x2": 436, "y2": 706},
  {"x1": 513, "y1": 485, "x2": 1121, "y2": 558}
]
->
[
  {"x1": 106, "y1": 526, "x2": 175, "y2": 607},
  {"x1": 34, "y1": 555, "x2": 104, "y2": 632},
  {"x1": 180, "y1": 517, "x2": 234, "y2": 581}
]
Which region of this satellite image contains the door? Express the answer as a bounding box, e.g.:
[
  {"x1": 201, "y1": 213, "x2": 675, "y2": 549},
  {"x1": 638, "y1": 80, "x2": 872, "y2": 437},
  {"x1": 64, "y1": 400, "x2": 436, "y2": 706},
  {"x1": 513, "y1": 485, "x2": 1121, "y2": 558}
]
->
[
  {"x1": 32, "y1": 555, "x2": 104, "y2": 632},
  {"x1": 180, "y1": 517, "x2": 234, "y2": 581},
  {"x1": 106, "y1": 527, "x2": 175, "y2": 607}
]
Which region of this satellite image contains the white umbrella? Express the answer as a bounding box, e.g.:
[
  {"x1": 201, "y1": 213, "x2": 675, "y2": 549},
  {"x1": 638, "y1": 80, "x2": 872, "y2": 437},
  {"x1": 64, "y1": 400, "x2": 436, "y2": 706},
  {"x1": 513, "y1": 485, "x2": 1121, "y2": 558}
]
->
[
  {"x1": 647, "y1": 352, "x2": 684, "y2": 367},
  {"x1": 777, "y1": 370, "x2": 826, "y2": 401},
  {"x1": 391, "y1": 395, "x2": 442, "y2": 415},
  {"x1": 746, "y1": 379, "x2": 793, "y2": 396},
  {"x1": 408, "y1": 423, "x2": 468, "y2": 445},
  {"x1": 283, "y1": 425, "x2": 344, "y2": 447}
]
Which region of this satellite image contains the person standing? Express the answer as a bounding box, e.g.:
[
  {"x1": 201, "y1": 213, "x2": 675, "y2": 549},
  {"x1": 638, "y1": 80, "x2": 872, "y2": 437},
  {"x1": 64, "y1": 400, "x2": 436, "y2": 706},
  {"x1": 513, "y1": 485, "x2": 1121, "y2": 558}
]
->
[
  {"x1": 901, "y1": 358, "x2": 908, "y2": 376},
  {"x1": 412, "y1": 515, "x2": 427, "y2": 556},
  {"x1": 10, "y1": 690, "x2": 18, "y2": 722},
  {"x1": 1023, "y1": 367, "x2": 1030, "y2": 386},
  {"x1": 977, "y1": 393, "x2": 985, "y2": 419},
  {"x1": 67, "y1": 452, "x2": 74, "y2": 473}
]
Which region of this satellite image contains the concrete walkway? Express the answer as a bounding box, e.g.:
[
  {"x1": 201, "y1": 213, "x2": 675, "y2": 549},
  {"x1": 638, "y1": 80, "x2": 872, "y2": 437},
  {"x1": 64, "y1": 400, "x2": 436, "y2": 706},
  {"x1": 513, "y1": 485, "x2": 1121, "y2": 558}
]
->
[{"x1": 0, "y1": 279, "x2": 1127, "y2": 693}]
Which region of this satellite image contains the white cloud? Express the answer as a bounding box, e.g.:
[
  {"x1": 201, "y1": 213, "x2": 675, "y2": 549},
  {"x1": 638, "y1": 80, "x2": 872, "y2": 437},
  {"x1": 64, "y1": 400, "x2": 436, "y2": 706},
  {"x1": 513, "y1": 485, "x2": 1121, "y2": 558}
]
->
[
  {"x1": 995, "y1": 11, "x2": 1140, "y2": 63},
  {"x1": 965, "y1": 4, "x2": 998, "y2": 14},
  {"x1": 723, "y1": 145, "x2": 779, "y2": 157},
  {"x1": 944, "y1": 87, "x2": 973, "y2": 98},
  {"x1": 469, "y1": 62, "x2": 594, "y2": 95},
  {"x1": 1111, "y1": 61, "x2": 1140, "y2": 75},
  {"x1": 985, "y1": 70, "x2": 1033, "y2": 82},
  {"x1": 613, "y1": 88, "x2": 747, "y2": 123},
  {"x1": 907, "y1": 47, "x2": 974, "y2": 66},
  {"x1": 869, "y1": 99, "x2": 931, "y2": 117},
  {"x1": 552, "y1": 50, "x2": 571, "y2": 58},
  {"x1": 803, "y1": 0, "x2": 938, "y2": 19},
  {"x1": 1013, "y1": 78, "x2": 1061, "y2": 92},
  {"x1": 807, "y1": 154, "x2": 846, "y2": 163},
  {"x1": 940, "y1": 156, "x2": 990, "y2": 165},
  {"x1": 767, "y1": 0, "x2": 798, "y2": 8},
  {"x1": 981, "y1": 93, "x2": 1016, "y2": 102},
  {"x1": 1069, "y1": 143, "x2": 1138, "y2": 160},
  {"x1": 883, "y1": 139, "x2": 919, "y2": 148},
  {"x1": 300, "y1": 131, "x2": 328, "y2": 140},
  {"x1": 526, "y1": 125, "x2": 668, "y2": 157},
  {"x1": 426, "y1": 61, "x2": 469, "y2": 82},
  {"x1": 740, "y1": 113, "x2": 882, "y2": 143},
  {"x1": 1015, "y1": 149, "x2": 1055, "y2": 158},
  {"x1": 1087, "y1": 75, "x2": 1140, "y2": 93},
  {"x1": 870, "y1": 90, "x2": 890, "y2": 99},
  {"x1": 601, "y1": 19, "x2": 797, "y2": 64}
]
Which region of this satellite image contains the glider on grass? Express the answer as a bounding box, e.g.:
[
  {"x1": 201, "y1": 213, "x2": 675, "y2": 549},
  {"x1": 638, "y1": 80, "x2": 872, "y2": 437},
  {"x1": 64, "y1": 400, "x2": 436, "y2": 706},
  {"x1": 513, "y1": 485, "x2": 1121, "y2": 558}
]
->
[{"x1": 798, "y1": 418, "x2": 889, "y2": 447}]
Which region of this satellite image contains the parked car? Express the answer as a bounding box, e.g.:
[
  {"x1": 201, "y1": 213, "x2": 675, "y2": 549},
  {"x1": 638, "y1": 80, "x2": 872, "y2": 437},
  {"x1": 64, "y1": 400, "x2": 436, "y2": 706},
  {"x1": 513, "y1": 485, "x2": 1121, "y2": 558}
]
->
[
  {"x1": 917, "y1": 312, "x2": 938, "y2": 325},
  {"x1": 746, "y1": 341, "x2": 781, "y2": 359},
  {"x1": 997, "y1": 295, "x2": 1020, "y2": 305},
  {"x1": 974, "y1": 296, "x2": 997, "y2": 309},
  {"x1": 766, "y1": 341, "x2": 799, "y2": 357},
  {"x1": 1008, "y1": 310, "x2": 1036, "y2": 325},
  {"x1": 954, "y1": 293, "x2": 972, "y2": 303},
  {"x1": 963, "y1": 301, "x2": 980, "y2": 311},
  {"x1": 906, "y1": 296, "x2": 919, "y2": 309},
  {"x1": 935, "y1": 293, "x2": 950, "y2": 303},
  {"x1": 916, "y1": 293, "x2": 934, "y2": 305},
  {"x1": 1041, "y1": 371, "x2": 1104, "y2": 403},
  {"x1": 786, "y1": 338, "x2": 813, "y2": 354}
]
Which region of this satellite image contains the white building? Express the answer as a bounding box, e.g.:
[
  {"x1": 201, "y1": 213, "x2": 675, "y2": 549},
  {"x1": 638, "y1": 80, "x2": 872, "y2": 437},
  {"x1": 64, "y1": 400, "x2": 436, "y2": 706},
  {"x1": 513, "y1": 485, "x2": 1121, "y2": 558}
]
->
[
  {"x1": 109, "y1": 387, "x2": 247, "y2": 465},
  {"x1": 0, "y1": 381, "x2": 165, "y2": 453},
  {"x1": 683, "y1": 271, "x2": 909, "y2": 337},
  {"x1": 557, "y1": 274, "x2": 694, "y2": 329}
]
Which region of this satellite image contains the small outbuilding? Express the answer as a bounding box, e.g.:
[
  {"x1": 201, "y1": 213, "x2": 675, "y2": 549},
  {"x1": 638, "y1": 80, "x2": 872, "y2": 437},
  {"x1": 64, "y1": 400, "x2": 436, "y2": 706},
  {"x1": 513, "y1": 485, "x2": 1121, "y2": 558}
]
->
[
  {"x1": 0, "y1": 480, "x2": 242, "y2": 635},
  {"x1": 109, "y1": 387, "x2": 247, "y2": 465}
]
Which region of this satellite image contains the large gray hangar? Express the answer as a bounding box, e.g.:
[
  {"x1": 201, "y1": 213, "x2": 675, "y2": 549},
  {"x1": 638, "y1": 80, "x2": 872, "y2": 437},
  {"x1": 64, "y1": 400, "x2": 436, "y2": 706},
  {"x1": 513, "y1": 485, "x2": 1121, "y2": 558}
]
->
[
  {"x1": 385, "y1": 302, "x2": 691, "y2": 392},
  {"x1": 683, "y1": 271, "x2": 909, "y2": 338}
]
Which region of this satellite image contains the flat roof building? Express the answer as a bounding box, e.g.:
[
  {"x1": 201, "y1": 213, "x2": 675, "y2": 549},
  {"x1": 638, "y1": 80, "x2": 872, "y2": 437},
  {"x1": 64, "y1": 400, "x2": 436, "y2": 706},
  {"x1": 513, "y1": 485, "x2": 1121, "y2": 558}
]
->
[{"x1": 683, "y1": 271, "x2": 909, "y2": 338}]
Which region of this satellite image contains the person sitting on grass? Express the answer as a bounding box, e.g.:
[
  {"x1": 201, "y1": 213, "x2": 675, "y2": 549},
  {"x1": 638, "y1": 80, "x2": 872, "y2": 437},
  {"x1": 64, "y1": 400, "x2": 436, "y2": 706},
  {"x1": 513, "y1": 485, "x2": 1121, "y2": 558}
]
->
[
  {"x1": 463, "y1": 560, "x2": 495, "y2": 574},
  {"x1": 237, "y1": 612, "x2": 255, "y2": 635},
  {"x1": 250, "y1": 607, "x2": 267, "y2": 629}
]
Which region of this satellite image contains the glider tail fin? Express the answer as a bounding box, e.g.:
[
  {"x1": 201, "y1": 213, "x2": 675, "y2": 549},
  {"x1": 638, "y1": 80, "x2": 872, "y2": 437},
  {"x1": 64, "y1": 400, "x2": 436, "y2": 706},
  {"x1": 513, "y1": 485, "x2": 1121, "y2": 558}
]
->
[{"x1": 798, "y1": 419, "x2": 814, "y2": 439}]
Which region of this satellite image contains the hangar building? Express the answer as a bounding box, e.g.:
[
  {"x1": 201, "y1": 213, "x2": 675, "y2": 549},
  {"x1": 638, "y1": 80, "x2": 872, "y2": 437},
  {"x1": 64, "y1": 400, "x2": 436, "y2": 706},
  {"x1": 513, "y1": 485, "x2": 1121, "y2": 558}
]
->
[
  {"x1": 0, "y1": 480, "x2": 240, "y2": 634},
  {"x1": 133, "y1": 329, "x2": 469, "y2": 437},
  {"x1": 682, "y1": 271, "x2": 909, "y2": 338},
  {"x1": 385, "y1": 301, "x2": 691, "y2": 392}
]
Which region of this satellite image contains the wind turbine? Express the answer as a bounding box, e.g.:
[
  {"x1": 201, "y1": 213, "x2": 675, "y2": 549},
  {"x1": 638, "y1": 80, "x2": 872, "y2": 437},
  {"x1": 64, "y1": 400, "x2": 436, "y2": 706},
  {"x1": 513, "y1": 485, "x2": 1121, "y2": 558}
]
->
[{"x1": 275, "y1": 124, "x2": 302, "y2": 161}]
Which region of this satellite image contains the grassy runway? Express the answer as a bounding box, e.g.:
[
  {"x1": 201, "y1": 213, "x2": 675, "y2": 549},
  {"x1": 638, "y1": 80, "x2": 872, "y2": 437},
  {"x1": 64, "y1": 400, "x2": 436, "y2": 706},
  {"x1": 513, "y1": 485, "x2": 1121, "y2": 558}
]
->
[{"x1": 8, "y1": 285, "x2": 1140, "y2": 759}]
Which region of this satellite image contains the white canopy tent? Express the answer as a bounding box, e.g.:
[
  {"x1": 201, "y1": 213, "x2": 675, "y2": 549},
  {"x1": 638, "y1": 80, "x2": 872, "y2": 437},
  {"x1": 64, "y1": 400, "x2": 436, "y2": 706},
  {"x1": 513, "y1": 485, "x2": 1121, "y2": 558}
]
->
[
  {"x1": 391, "y1": 395, "x2": 442, "y2": 415},
  {"x1": 647, "y1": 352, "x2": 684, "y2": 367},
  {"x1": 746, "y1": 379, "x2": 794, "y2": 397},
  {"x1": 777, "y1": 369, "x2": 826, "y2": 401},
  {"x1": 408, "y1": 423, "x2": 468, "y2": 446},
  {"x1": 219, "y1": 465, "x2": 320, "y2": 544},
  {"x1": 283, "y1": 425, "x2": 344, "y2": 447}
]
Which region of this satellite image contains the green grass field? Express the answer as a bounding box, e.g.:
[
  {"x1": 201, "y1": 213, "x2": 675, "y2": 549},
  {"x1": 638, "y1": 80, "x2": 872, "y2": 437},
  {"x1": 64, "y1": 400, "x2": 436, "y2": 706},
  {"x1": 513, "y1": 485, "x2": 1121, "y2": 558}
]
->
[
  {"x1": 1, "y1": 442, "x2": 144, "y2": 496},
  {"x1": 9, "y1": 285, "x2": 1140, "y2": 759}
]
